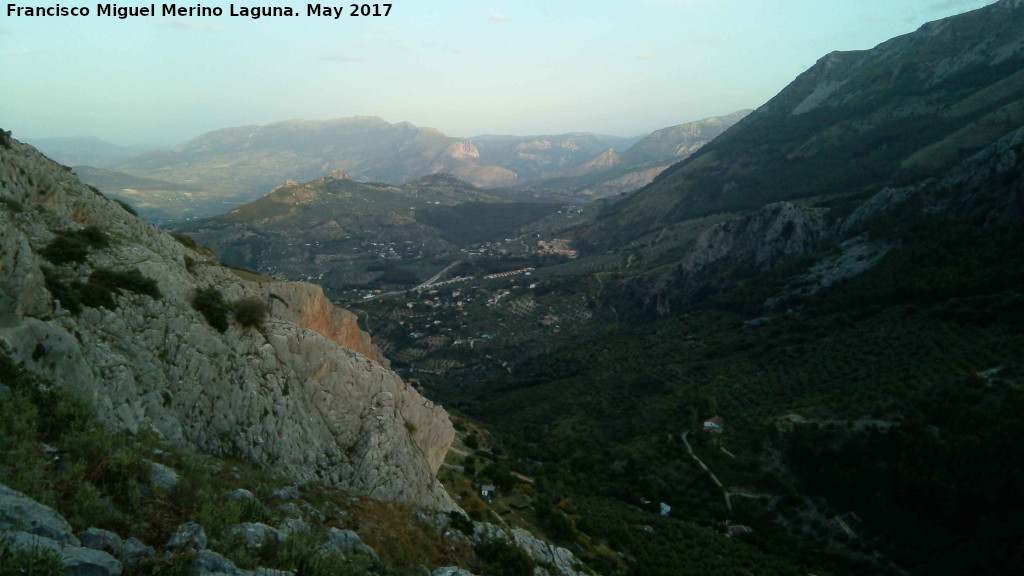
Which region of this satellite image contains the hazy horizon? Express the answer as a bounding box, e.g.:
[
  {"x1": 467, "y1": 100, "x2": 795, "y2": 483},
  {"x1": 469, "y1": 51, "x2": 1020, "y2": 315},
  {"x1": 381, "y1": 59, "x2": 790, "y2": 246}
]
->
[{"x1": 1, "y1": 0, "x2": 996, "y2": 146}]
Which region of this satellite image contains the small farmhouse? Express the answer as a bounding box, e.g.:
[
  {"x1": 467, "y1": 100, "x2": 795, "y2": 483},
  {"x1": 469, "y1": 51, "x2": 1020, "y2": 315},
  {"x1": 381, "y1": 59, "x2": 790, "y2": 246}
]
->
[{"x1": 704, "y1": 416, "x2": 725, "y2": 432}]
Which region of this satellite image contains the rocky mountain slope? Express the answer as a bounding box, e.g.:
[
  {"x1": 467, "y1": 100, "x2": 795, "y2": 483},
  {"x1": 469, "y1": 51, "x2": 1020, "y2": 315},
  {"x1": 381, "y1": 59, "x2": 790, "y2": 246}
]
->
[
  {"x1": 519, "y1": 111, "x2": 751, "y2": 200},
  {"x1": 0, "y1": 131, "x2": 456, "y2": 510},
  {"x1": 583, "y1": 0, "x2": 1024, "y2": 246},
  {"x1": 467, "y1": 133, "x2": 624, "y2": 181}
]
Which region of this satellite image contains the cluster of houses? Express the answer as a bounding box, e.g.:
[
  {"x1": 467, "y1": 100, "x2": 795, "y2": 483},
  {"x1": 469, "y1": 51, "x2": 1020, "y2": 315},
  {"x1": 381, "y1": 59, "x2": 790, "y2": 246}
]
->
[{"x1": 535, "y1": 239, "x2": 578, "y2": 259}]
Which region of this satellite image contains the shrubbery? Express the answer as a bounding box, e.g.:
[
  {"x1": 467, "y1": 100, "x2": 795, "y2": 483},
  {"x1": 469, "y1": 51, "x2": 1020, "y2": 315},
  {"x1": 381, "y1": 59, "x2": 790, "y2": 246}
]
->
[
  {"x1": 232, "y1": 297, "x2": 267, "y2": 329},
  {"x1": 0, "y1": 196, "x2": 23, "y2": 213},
  {"x1": 193, "y1": 289, "x2": 267, "y2": 331},
  {"x1": 40, "y1": 226, "x2": 110, "y2": 264},
  {"x1": 114, "y1": 198, "x2": 138, "y2": 216},
  {"x1": 171, "y1": 233, "x2": 200, "y2": 250},
  {"x1": 474, "y1": 539, "x2": 535, "y2": 576},
  {"x1": 43, "y1": 267, "x2": 161, "y2": 314},
  {"x1": 193, "y1": 287, "x2": 230, "y2": 332}
]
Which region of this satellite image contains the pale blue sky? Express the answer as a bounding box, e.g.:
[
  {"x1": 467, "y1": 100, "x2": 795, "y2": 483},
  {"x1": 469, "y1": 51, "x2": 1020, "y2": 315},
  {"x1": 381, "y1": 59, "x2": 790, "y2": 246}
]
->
[{"x1": 0, "y1": 0, "x2": 995, "y2": 145}]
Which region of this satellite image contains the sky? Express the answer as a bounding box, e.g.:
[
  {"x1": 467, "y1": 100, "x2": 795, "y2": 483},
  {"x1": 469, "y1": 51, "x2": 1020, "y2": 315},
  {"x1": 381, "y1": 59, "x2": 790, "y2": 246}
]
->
[{"x1": 0, "y1": 0, "x2": 997, "y2": 146}]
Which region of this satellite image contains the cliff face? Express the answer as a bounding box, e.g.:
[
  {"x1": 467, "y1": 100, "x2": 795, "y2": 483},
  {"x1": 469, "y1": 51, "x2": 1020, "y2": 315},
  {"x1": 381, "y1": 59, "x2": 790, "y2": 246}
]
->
[
  {"x1": 261, "y1": 282, "x2": 390, "y2": 368},
  {"x1": 681, "y1": 202, "x2": 829, "y2": 273},
  {"x1": 0, "y1": 135, "x2": 456, "y2": 509}
]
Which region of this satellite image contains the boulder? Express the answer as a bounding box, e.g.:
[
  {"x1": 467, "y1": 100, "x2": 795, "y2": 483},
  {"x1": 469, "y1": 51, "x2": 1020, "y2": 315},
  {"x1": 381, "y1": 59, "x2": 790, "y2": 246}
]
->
[
  {"x1": 277, "y1": 503, "x2": 302, "y2": 518},
  {"x1": 321, "y1": 528, "x2": 379, "y2": 561},
  {"x1": 223, "y1": 523, "x2": 284, "y2": 550},
  {"x1": 63, "y1": 545, "x2": 124, "y2": 576},
  {"x1": 166, "y1": 522, "x2": 207, "y2": 552},
  {"x1": 122, "y1": 537, "x2": 156, "y2": 565},
  {"x1": 270, "y1": 485, "x2": 301, "y2": 501},
  {"x1": 146, "y1": 461, "x2": 180, "y2": 491},
  {"x1": 0, "y1": 483, "x2": 80, "y2": 545},
  {"x1": 227, "y1": 489, "x2": 257, "y2": 502},
  {"x1": 2, "y1": 530, "x2": 122, "y2": 576},
  {"x1": 79, "y1": 527, "x2": 123, "y2": 555},
  {"x1": 276, "y1": 517, "x2": 309, "y2": 536},
  {"x1": 193, "y1": 549, "x2": 245, "y2": 576},
  {"x1": 433, "y1": 568, "x2": 478, "y2": 576}
]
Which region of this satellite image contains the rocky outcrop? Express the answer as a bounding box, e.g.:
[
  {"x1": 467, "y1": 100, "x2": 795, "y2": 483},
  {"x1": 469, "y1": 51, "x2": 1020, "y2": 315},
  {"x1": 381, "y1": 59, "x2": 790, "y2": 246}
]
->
[
  {"x1": 0, "y1": 484, "x2": 123, "y2": 576},
  {"x1": 0, "y1": 483, "x2": 80, "y2": 545},
  {"x1": 681, "y1": 202, "x2": 829, "y2": 273},
  {"x1": 469, "y1": 521, "x2": 587, "y2": 576},
  {"x1": 261, "y1": 282, "x2": 389, "y2": 368},
  {"x1": 844, "y1": 125, "x2": 1024, "y2": 233},
  {"x1": 0, "y1": 136, "x2": 455, "y2": 510}
]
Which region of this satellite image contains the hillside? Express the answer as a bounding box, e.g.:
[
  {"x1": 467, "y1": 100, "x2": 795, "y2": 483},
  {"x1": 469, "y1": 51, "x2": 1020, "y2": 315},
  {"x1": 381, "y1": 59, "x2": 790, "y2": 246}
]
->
[
  {"x1": 467, "y1": 133, "x2": 625, "y2": 181},
  {"x1": 0, "y1": 131, "x2": 455, "y2": 510},
  {"x1": 71, "y1": 166, "x2": 206, "y2": 224},
  {"x1": 520, "y1": 111, "x2": 751, "y2": 200},
  {"x1": 172, "y1": 173, "x2": 564, "y2": 298},
  {"x1": 581, "y1": 0, "x2": 1024, "y2": 246},
  {"x1": 1, "y1": 131, "x2": 626, "y2": 576}
]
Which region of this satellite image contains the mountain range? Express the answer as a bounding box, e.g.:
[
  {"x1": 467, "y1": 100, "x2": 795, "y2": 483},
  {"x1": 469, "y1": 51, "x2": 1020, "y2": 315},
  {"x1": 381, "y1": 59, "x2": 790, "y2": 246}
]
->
[
  {"x1": 42, "y1": 113, "x2": 746, "y2": 223},
  {"x1": 22, "y1": 136, "x2": 157, "y2": 168}
]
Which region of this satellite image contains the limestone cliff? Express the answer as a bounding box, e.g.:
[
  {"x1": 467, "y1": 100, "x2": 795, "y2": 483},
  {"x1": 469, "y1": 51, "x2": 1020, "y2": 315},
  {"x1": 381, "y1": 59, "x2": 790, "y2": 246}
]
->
[
  {"x1": 0, "y1": 134, "x2": 456, "y2": 509},
  {"x1": 680, "y1": 202, "x2": 829, "y2": 272},
  {"x1": 260, "y1": 281, "x2": 390, "y2": 368}
]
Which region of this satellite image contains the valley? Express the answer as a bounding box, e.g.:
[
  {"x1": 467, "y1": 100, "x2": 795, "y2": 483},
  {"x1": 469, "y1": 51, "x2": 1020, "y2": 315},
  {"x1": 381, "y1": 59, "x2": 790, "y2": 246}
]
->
[
  {"x1": 159, "y1": 3, "x2": 1024, "y2": 573},
  {"x1": 4, "y1": 2, "x2": 1024, "y2": 575}
]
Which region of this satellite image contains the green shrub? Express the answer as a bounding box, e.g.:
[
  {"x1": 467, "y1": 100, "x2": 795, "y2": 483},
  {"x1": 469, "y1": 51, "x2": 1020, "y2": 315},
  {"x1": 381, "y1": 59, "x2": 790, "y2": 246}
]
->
[
  {"x1": 474, "y1": 539, "x2": 535, "y2": 576},
  {"x1": 171, "y1": 233, "x2": 199, "y2": 250},
  {"x1": 232, "y1": 297, "x2": 267, "y2": 329},
  {"x1": 42, "y1": 268, "x2": 82, "y2": 314},
  {"x1": 464, "y1": 433, "x2": 480, "y2": 450},
  {"x1": 39, "y1": 226, "x2": 110, "y2": 264},
  {"x1": 43, "y1": 267, "x2": 160, "y2": 313},
  {"x1": 449, "y1": 511, "x2": 475, "y2": 534},
  {"x1": 193, "y1": 287, "x2": 230, "y2": 332},
  {"x1": 191, "y1": 488, "x2": 275, "y2": 542},
  {"x1": 0, "y1": 538, "x2": 65, "y2": 576},
  {"x1": 0, "y1": 129, "x2": 11, "y2": 150},
  {"x1": 114, "y1": 198, "x2": 137, "y2": 216},
  {"x1": 89, "y1": 268, "x2": 161, "y2": 300},
  {"x1": 0, "y1": 196, "x2": 23, "y2": 213},
  {"x1": 40, "y1": 234, "x2": 90, "y2": 264},
  {"x1": 78, "y1": 226, "x2": 110, "y2": 248}
]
